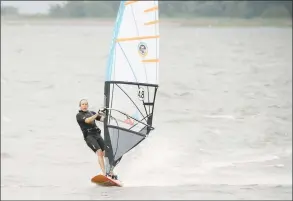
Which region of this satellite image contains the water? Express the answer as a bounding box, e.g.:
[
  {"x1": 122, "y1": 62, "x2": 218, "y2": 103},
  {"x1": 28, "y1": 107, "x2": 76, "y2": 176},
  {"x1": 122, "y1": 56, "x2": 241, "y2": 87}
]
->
[{"x1": 1, "y1": 20, "x2": 292, "y2": 200}]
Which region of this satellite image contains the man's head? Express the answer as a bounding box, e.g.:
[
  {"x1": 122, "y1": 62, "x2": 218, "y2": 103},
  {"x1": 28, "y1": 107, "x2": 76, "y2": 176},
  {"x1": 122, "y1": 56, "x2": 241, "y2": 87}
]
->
[
  {"x1": 140, "y1": 45, "x2": 146, "y2": 53},
  {"x1": 79, "y1": 99, "x2": 88, "y2": 111}
]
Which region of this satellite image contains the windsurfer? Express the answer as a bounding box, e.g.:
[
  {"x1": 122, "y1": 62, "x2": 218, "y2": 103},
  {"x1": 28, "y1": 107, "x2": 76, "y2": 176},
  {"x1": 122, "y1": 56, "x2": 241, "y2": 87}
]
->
[{"x1": 76, "y1": 99, "x2": 118, "y2": 180}]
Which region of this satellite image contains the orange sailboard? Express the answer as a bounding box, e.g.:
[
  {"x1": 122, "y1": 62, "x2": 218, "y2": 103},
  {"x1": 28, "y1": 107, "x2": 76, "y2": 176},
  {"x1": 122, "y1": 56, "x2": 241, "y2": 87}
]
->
[{"x1": 91, "y1": 174, "x2": 123, "y2": 187}]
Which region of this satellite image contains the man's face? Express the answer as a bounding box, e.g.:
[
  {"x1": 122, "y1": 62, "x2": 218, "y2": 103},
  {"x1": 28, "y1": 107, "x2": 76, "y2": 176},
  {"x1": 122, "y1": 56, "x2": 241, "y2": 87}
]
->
[
  {"x1": 140, "y1": 45, "x2": 145, "y2": 52},
  {"x1": 80, "y1": 99, "x2": 88, "y2": 111}
]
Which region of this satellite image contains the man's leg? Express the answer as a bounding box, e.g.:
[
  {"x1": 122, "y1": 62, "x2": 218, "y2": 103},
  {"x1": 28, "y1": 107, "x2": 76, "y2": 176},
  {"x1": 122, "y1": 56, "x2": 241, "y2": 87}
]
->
[
  {"x1": 109, "y1": 171, "x2": 117, "y2": 180},
  {"x1": 96, "y1": 136, "x2": 107, "y2": 175},
  {"x1": 96, "y1": 149, "x2": 106, "y2": 175},
  {"x1": 96, "y1": 136, "x2": 118, "y2": 179},
  {"x1": 85, "y1": 136, "x2": 106, "y2": 175}
]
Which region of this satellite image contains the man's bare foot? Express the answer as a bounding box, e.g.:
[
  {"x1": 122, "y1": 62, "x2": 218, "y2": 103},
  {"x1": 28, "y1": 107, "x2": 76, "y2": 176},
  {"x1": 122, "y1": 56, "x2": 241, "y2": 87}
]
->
[{"x1": 107, "y1": 173, "x2": 118, "y2": 180}]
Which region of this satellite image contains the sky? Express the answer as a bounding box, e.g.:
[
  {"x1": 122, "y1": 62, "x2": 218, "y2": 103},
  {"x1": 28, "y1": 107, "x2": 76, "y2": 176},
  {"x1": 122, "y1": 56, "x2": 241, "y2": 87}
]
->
[{"x1": 1, "y1": 1, "x2": 64, "y2": 14}]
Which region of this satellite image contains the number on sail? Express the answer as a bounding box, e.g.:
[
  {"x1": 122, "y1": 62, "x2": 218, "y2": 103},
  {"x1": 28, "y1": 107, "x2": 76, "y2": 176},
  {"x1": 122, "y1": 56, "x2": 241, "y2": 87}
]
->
[{"x1": 138, "y1": 87, "x2": 145, "y2": 101}]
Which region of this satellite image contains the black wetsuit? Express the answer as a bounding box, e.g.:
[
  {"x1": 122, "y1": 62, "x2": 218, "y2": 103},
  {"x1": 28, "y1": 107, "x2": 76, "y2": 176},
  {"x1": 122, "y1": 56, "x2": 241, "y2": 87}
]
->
[{"x1": 76, "y1": 110, "x2": 105, "y2": 152}]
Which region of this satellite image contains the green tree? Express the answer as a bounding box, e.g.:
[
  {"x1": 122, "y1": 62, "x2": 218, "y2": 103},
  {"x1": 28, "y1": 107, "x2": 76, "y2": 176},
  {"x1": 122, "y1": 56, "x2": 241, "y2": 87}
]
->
[
  {"x1": 48, "y1": 4, "x2": 66, "y2": 18},
  {"x1": 84, "y1": 1, "x2": 115, "y2": 18},
  {"x1": 64, "y1": 1, "x2": 87, "y2": 18},
  {"x1": 1, "y1": 5, "x2": 19, "y2": 16},
  {"x1": 46, "y1": 1, "x2": 292, "y2": 19},
  {"x1": 261, "y1": 4, "x2": 292, "y2": 18}
]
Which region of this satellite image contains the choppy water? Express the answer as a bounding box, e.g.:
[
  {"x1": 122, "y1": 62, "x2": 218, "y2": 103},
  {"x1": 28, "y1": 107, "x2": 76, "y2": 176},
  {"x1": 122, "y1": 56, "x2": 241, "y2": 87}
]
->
[{"x1": 1, "y1": 21, "x2": 292, "y2": 200}]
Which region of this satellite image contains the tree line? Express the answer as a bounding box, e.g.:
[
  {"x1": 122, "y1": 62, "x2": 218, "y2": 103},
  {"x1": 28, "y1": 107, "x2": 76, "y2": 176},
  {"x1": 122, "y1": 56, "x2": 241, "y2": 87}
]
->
[{"x1": 1, "y1": 1, "x2": 292, "y2": 19}]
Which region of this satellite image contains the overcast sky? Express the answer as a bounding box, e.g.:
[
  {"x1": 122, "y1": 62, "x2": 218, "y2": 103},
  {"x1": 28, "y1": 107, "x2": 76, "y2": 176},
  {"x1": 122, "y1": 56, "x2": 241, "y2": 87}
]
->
[{"x1": 1, "y1": 1, "x2": 64, "y2": 14}]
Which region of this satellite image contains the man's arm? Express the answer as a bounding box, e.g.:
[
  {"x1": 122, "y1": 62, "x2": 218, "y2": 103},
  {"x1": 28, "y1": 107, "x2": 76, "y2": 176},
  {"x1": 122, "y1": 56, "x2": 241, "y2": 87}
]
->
[
  {"x1": 91, "y1": 110, "x2": 105, "y2": 122},
  {"x1": 85, "y1": 113, "x2": 99, "y2": 124},
  {"x1": 97, "y1": 113, "x2": 105, "y2": 122},
  {"x1": 76, "y1": 112, "x2": 99, "y2": 124}
]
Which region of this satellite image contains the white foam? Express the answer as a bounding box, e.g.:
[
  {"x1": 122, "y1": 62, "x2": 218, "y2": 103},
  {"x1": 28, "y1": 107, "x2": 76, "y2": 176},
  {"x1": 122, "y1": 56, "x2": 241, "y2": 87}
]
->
[
  {"x1": 2, "y1": 116, "x2": 11, "y2": 123},
  {"x1": 267, "y1": 164, "x2": 285, "y2": 168},
  {"x1": 1, "y1": 78, "x2": 6, "y2": 84},
  {"x1": 203, "y1": 115, "x2": 236, "y2": 120}
]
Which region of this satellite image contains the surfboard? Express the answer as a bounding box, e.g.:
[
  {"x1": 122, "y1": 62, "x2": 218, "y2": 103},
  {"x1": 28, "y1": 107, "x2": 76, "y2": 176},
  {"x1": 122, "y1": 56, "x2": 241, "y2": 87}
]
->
[
  {"x1": 91, "y1": 174, "x2": 123, "y2": 187},
  {"x1": 92, "y1": 0, "x2": 159, "y2": 185}
]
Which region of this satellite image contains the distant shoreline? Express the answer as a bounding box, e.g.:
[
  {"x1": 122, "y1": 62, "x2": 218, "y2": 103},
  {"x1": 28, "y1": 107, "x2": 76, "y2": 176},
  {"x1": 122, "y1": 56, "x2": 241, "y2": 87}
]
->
[{"x1": 1, "y1": 16, "x2": 292, "y2": 27}]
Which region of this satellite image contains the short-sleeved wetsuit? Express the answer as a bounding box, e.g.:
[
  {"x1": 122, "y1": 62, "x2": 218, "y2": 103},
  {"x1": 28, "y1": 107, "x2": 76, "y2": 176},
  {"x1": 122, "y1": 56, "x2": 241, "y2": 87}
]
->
[{"x1": 76, "y1": 110, "x2": 105, "y2": 152}]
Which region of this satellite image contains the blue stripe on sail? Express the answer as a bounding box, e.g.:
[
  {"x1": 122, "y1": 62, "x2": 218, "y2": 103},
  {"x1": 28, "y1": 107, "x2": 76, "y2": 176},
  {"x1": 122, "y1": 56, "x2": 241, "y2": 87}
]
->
[{"x1": 106, "y1": 1, "x2": 126, "y2": 81}]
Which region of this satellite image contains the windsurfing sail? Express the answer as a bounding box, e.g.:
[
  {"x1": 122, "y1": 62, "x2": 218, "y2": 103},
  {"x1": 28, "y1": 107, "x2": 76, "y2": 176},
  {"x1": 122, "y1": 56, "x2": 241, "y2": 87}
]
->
[{"x1": 103, "y1": 0, "x2": 159, "y2": 174}]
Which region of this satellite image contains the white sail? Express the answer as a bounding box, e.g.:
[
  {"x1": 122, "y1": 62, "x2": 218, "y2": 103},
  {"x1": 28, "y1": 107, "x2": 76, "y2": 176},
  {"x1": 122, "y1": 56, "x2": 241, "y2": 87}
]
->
[
  {"x1": 103, "y1": 1, "x2": 159, "y2": 173},
  {"x1": 106, "y1": 0, "x2": 159, "y2": 84}
]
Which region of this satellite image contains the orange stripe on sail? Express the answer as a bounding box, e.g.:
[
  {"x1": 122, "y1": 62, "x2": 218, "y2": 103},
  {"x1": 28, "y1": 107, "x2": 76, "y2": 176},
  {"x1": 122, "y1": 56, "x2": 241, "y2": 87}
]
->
[
  {"x1": 144, "y1": 6, "x2": 158, "y2": 13},
  {"x1": 116, "y1": 35, "x2": 159, "y2": 42},
  {"x1": 144, "y1": 20, "x2": 159, "y2": 25},
  {"x1": 142, "y1": 59, "x2": 159, "y2": 63},
  {"x1": 125, "y1": 1, "x2": 138, "y2": 5}
]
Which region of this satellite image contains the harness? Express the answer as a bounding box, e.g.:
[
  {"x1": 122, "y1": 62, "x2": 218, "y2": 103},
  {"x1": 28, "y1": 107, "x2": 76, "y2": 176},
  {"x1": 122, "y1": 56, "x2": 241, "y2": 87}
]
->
[{"x1": 84, "y1": 127, "x2": 101, "y2": 134}]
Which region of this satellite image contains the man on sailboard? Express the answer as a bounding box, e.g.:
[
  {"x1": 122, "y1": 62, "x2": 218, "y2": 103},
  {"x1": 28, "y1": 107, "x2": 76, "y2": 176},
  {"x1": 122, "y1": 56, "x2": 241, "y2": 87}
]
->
[{"x1": 76, "y1": 99, "x2": 118, "y2": 180}]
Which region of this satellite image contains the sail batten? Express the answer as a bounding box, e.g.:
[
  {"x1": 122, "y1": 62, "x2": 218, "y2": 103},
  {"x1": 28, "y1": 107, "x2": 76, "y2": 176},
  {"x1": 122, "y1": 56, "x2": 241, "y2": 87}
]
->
[{"x1": 116, "y1": 35, "x2": 160, "y2": 42}]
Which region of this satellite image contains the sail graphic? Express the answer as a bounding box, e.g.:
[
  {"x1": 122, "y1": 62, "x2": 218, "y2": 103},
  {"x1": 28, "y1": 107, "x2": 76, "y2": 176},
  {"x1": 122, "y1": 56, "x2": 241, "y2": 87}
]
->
[{"x1": 103, "y1": 0, "x2": 159, "y2": 174}]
